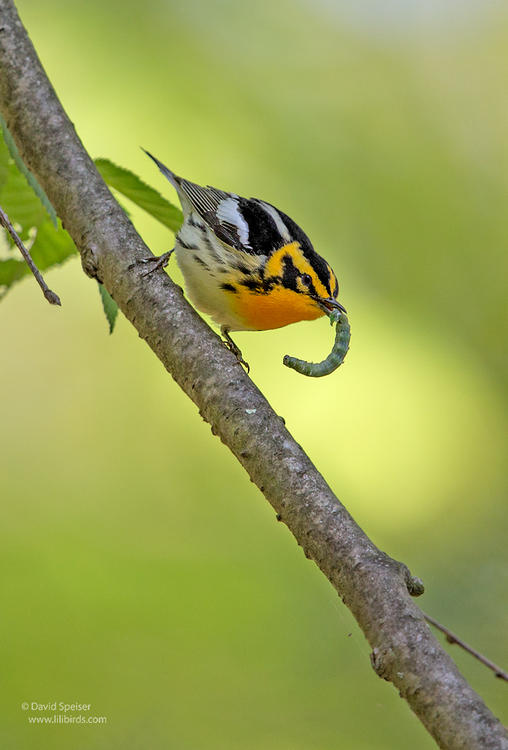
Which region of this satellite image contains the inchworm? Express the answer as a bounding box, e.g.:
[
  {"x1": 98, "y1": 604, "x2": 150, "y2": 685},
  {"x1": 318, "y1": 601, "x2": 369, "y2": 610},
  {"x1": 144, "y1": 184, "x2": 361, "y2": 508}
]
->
[{"x1": 283, "y1": 309, "x2": 350, "y2": 377}]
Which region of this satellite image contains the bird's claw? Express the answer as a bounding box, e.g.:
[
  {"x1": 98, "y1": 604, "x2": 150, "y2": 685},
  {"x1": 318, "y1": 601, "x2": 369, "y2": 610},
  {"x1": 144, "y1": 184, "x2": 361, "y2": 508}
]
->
[
  {"x1": 221, "y1": 328, "x2": 250, "y2": 373},
  {"x1": 128, "y1": 249, "x2": 174, "y2": 276},
  {"x1": 226, "y1": 344, "x2": 250, "y2": 373}
]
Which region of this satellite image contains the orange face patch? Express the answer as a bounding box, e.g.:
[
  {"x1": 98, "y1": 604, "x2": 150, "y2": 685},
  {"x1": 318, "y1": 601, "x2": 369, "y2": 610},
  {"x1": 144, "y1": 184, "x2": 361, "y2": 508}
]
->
[
  {"x1": 220, "y1": 240, "x2": 336, "y2": 330},
  {"x1": 265, "y1": 242, "x2": 332, "y2": 299},
  {"x1": 232, "y1": 284, "x2": 324, "y2": 331}
]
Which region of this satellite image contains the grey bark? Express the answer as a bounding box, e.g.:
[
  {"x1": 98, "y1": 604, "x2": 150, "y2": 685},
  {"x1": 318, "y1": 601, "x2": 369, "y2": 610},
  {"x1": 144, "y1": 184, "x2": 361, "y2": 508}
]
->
[{"x1": 0, "y1": 2, "x2": 506, "y2": 747}]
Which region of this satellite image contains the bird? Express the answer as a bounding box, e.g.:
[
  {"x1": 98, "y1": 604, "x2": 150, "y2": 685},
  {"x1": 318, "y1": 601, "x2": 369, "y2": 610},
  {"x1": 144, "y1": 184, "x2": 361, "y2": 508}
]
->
[{"x1": 142, "y1": 150, "x2": 346, "y2": 369}]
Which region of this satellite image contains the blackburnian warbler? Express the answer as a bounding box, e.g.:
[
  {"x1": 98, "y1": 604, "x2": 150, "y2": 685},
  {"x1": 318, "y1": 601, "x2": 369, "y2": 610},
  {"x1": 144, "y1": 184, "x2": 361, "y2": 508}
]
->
[{"x1": 143, "y1": 151, "x2": 346, "y2": 367}]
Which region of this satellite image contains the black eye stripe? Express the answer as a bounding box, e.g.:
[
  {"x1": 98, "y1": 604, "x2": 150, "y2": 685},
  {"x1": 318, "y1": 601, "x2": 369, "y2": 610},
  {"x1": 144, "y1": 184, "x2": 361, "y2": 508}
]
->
[
  {"x1": 279, "y1": 259, "x2": 320, "y2": 297},
  {"x1": 281, "y1": 255, "x2": 299, "y2": 291}
]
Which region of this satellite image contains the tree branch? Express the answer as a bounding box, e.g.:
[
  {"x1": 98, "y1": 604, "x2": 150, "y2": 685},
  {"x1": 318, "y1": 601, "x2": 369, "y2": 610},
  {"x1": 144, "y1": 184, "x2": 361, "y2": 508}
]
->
[{"x1": 0, "y1": 2, "x2": 506, "y2": 747}]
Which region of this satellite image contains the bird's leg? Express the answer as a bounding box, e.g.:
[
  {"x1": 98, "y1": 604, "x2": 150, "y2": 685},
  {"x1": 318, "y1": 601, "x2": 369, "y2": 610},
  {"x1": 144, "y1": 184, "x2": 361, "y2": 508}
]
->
[
  {"x1": 128, "y1": 248, "x2": 174, "y2": 276},
  {"x1": 221, "y1": 326, "x2": 250, "y2": 373}
]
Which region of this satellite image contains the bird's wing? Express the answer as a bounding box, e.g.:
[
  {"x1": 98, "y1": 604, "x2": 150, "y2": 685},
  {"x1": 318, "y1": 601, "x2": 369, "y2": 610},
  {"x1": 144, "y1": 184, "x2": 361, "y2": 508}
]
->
[
  {"x1": 144, "y1": 150, "x2": 301, "y2": 256},
  {"x1": 200, "y1": 195, "x2": 295, "y2": 256},
  {"x1": 143, "y1": 149, "x2": 241, "y2": 245}
]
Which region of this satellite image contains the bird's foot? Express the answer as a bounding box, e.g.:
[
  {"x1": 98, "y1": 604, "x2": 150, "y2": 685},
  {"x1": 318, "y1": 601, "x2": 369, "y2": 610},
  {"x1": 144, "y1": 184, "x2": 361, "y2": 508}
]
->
[
  {"x1": 129, "y1": 249, "x2": 174, "y2": 276},
  {"x1": 221, "y1": 327, "x2": 250, "y2": 373}
]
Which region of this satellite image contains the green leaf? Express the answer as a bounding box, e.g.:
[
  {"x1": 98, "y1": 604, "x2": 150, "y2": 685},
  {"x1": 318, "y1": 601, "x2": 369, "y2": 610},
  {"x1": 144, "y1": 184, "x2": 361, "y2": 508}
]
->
[
  {"x1": 0, "y1": 114, "x2": 58, "y2": 227},
  {"x1": 0, "y1": 162, "x2": 46, "y2": 240},
  {"x1": 0, "y1": 257, "x2": 28, "y2": 292},
  {"x1": 0, "y1": 218, "x2": 76, "y2": 296},
  {"x1": 0, "y1": 120, "x2": 77, "y2": 301},
  {"x1": 30, "y1": 218, "x2": 77, "y2": 268},
  {"x1": 95, "y1": 158, "x2": 183, "y2": 233},
  {"x1": 0, "y1": 134, "x2": 9, "y2": 191},
  {"x1": 98, "y1": 283, "x2": 118, "y2": 333}
]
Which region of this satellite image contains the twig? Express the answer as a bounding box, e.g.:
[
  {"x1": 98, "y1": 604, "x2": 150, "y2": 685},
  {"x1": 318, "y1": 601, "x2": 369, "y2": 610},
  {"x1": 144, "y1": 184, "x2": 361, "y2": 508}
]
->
[
  {"x1": 424, "y1": 612, "x2": 508, "y2": 682},
  {"x1": 0, "y1": 203, "x2": 61, "y2": 305}
]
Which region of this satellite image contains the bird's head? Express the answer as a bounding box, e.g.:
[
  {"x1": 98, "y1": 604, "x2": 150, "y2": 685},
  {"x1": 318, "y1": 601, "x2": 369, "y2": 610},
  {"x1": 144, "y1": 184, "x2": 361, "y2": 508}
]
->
[{"x1": 263, "y1": 241, "x2": 346, "y2": 321}]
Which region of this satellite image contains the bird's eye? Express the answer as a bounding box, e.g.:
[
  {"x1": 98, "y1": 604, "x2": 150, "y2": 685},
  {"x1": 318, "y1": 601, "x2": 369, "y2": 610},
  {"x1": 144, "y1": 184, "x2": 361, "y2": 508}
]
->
[{"x1": 301, "y1": 273, "x2": 312, "y2": 287}]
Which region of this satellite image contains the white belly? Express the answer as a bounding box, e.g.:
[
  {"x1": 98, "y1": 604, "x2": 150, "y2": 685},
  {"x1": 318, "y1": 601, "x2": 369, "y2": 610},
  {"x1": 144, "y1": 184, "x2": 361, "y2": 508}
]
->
[{"x1": 174, "y1": 214, "x2": 251, "y2": 331}]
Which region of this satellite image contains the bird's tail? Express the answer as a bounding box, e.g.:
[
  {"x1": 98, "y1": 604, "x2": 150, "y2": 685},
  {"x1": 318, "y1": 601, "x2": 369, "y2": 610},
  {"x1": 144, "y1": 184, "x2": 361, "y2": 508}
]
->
[{"x1": 141, "y1": 148, "x2": 181, "y2": 192}]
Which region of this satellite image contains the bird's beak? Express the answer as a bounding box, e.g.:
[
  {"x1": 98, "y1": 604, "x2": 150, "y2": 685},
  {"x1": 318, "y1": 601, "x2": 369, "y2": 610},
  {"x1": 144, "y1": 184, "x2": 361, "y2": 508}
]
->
[{"x1": 314, "y1": 296, "x2": 347, "y2": 314}]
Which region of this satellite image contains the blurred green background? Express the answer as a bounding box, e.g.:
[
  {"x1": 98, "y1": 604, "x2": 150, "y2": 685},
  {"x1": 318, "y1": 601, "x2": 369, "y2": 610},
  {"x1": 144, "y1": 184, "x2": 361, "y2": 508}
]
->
[{"x1": 1, "y1": 1, "x2": 507, "y2": 747}]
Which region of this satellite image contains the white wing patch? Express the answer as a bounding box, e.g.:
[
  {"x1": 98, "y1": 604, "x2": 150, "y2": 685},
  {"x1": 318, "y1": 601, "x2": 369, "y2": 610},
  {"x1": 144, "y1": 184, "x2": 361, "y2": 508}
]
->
[
  {"x1": 216, "y1": 197, "x2": 251, "y2": 249},
  {"x1": 256, "y1": 201, "x2": 291, "y2": 243}
]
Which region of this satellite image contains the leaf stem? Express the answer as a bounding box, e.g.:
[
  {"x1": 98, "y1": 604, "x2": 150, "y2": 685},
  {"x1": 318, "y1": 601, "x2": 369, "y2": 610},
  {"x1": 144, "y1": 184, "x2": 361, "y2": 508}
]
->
[{"x1": 0, "y1": 203, "x2": 61, "y2": 305}]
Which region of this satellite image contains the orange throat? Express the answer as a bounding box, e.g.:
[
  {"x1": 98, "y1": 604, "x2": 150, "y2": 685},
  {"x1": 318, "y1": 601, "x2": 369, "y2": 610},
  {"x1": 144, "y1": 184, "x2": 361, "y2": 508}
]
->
[{"x1": 232, "y1": 285, "x2": 325, "y2": 331}]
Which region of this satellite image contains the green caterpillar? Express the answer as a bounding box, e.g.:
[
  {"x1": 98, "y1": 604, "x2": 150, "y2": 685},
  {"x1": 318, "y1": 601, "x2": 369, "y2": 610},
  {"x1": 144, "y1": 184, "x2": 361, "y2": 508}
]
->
[{"x1": 283, "y1": 309, "x2": 351, "y2": 377}]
